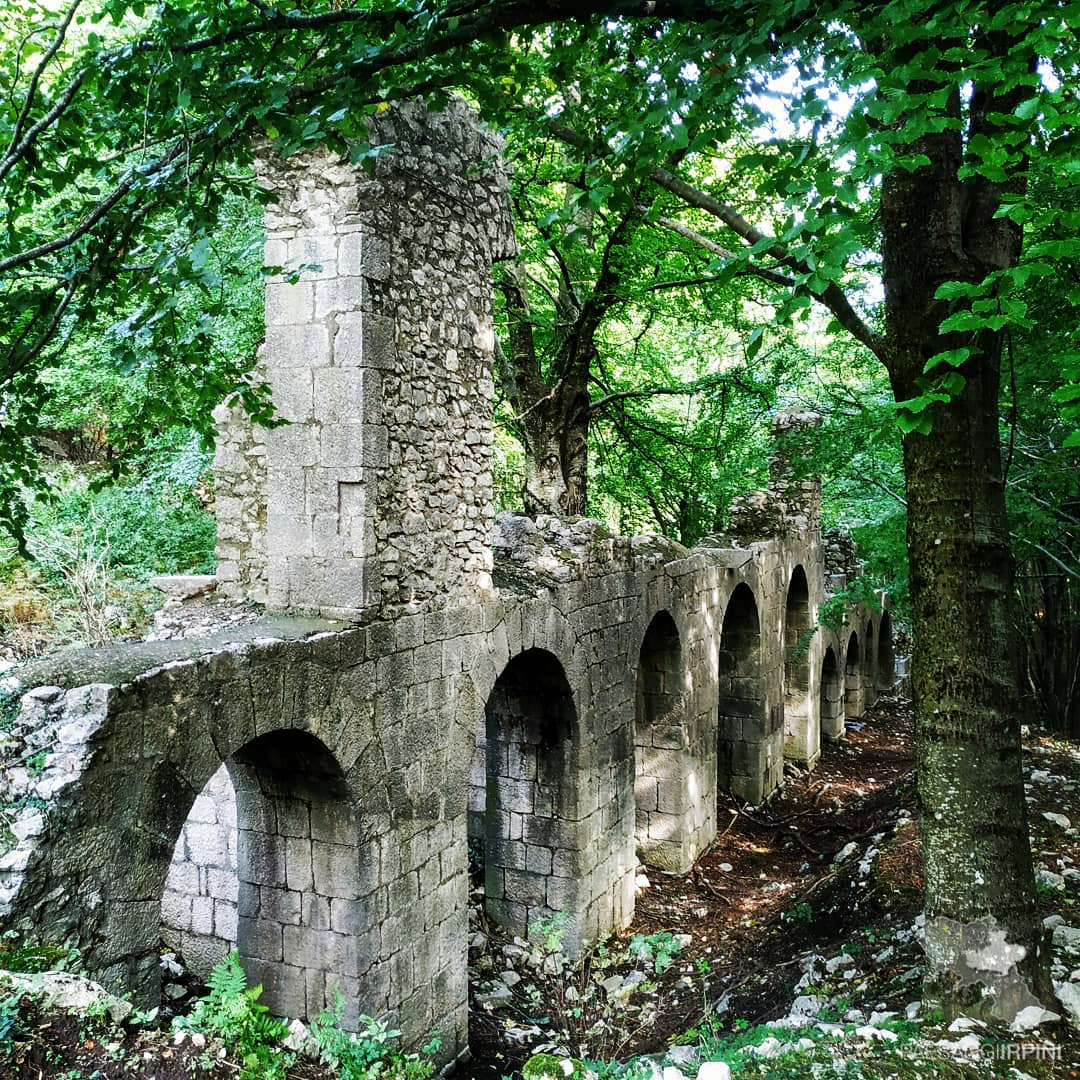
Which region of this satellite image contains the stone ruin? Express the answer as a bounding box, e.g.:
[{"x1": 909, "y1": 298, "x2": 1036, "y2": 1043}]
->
[{"x1": 0, "y1": 101, "x2": 895, "y2": 1070}]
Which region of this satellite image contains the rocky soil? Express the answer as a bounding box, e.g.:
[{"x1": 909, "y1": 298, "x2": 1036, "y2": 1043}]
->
[{"x1": 465, "y1": 691, "x2": 1080, "y2": 1078}]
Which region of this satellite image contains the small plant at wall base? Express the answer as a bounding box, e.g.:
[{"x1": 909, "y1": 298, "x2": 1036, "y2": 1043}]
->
[
  {"x1": 172, "y1": 951, "x2": 293, "y2": 1080},
  {"x1": 310, "y1": 990, "x2": 438, "y2": 1080},
  {"x1": 627, "y1": 931, "x2": 683, "y2": 974},
  {"x1": 514, "y1": 914, "x2": 662, "y2": 1061}
]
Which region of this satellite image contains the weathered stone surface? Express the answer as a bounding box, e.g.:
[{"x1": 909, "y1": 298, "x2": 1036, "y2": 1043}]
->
[
  {"x1": 150, "y1": 575, "x2": 219, "y2": 601},
  {"x1": 1, "y1": 970, "x2": 133, "y2": 1025},
  {"x1": 215, "y1": 99, "x2": 514, "y2": 620}
]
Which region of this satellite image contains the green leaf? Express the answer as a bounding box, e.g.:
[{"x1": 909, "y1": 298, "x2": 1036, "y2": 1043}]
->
[
  {"x1": 923, "y1": 347, "x2": 971, "y2": 373},
  {"x1": 933, "y1": 281, "x2": 978, "y2": 301},
  {"x1": 189, "y1": 237, "x2": 211, "y2": 272}
]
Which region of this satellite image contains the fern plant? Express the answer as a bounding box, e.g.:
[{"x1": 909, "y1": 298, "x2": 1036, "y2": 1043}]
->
[{"x1": 173, "y1": 951, "x2": 294, "y2": 1080}]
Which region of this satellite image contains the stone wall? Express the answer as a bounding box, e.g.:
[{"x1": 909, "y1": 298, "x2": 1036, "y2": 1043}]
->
[
  {"x1": 214, "y1": 393, "x2": 268, "y2": 604},
  {"x1": 214, "y1": 100, "x2": 514, "y2": 619},
  {"x1": 161, "y1": 764, "x2": 238, "y2": 978},
  {"x1": 0, "y1": 544, "x2": 895, "y2": 1069}
]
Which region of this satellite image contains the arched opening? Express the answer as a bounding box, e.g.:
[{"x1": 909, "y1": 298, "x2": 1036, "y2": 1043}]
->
[
  {"x1": 475, "y1": 648, "x2": 578, "y2": 939},
  {"x1": 845, "y1": 632, "x2": 862, "y2": 719},
  {"x1": 161, "y1": 730, "x2": 366, "y2": 1023},
  {"x1": 635, "y1": 611, "x2": 684, "y2": 867},
  {"x1": 160, "y1": 764, "x2": 238, "y2": 998},
  {"x1": 820, "y1": 647, "x2": 844, "y2": 740},
  {"x1": 783, "y1": 566, "x2": 813, "y2": 761},
  {"x1": 717, "y1": 584, "x2": 766, "y2": 803},
  {"x1": 877, "y1": 611, "x2": 896, "y2": 690}
]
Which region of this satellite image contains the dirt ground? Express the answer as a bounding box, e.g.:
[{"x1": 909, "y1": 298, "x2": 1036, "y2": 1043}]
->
[{"x1": 467, "y1": 691, "x2": 1080, "y2": 1078}]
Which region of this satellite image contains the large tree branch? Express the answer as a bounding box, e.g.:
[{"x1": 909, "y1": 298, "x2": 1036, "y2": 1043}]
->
[
  {"x1": 496, "y1": 261, "x2": 546, "y2": 408},
  {"x1": 589, "y1": 384, "x2": 702, "y2": 414},
  {"x1": 545, "y1": 119, "x2": 885, "y2": 360},
  {"x1": 4, "y1": 0, "x2": 83, "y2": 167},
  {"x1": 0, "y1": 139, "x2": 187, "y2": 274},
  {"x1": 652, "y1": 213, "x2": 795, "y2": 288},
  {"x1": 0, "y1": 70, "x2": 86, "y2": 185},
  {"x1": 648, "y1": 166, "x2": 885, "y2": 359}
]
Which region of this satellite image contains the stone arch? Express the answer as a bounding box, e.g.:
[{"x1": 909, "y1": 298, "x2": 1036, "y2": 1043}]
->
[
  {"x1": 475, "y1": 647, "x2": 580, "y2": 940},
  {"x1": 461, "y1": 604, "x2": 585, "y2": 863},
  {"x1": 782, "y1": 566, "x2": 813, "y2": 763},
  {"x1": 162, "y1": 727, "x2": 370, "y2": 1023},
  {"x1": 819, "y1": 646, "x2": 844, "y2": 740},
  {"x1": 161, "y1": 764, "x2": 238, "y2": 981},
  {"x1": 459, "y1": 603, "x2": 586, "y2": 781},
  {"x1": 717, "y1": 583, "x2": 766, "y2": 803},
  {"x1": 845, "y1": 631, "x2": 862, "y2": 719},
  {"x1": 877, "y1": 611, "x2": 895, "y2": 690},
  {"x1": 0, "y1": 638, "x2": 399, "y2": 1026},
  {"x1": 634, "y1": 611, "x2": 685, "y2": 869}
]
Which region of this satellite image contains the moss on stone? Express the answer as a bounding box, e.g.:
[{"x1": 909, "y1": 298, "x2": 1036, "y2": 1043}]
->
[
  {"x1": 522, "y1": 1053, "x2": 588, "y2": 1080},
  {"x1": 14, "y1": 614, "x2": 345, "y2": 690}
]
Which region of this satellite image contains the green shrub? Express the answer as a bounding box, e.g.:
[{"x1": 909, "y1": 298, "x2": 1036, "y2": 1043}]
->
[
  {"x1": 0, "y1": 992, "x2": 20, "y2": 1063},
  {"x1": 0, "y1": 430, "x2": 217, "y2": 654},
  {"x1": 627, "y1": 931, "x2": 682, "y2": 975},
  {"x1": 0, "y1": 939, "x2": 78, "y2": 974},
  {"x1": 173, "y1": 951, "x2": 293, "y2": 1080},
  {"x1": 33, "y1": 432, "x2": 216, "y2": 580},
  {"x1": 309, "y1": 989, "x2": 437, "y2": 1080}
]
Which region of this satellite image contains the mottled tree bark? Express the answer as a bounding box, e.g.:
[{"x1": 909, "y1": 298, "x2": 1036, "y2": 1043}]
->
[
  {"x1": 879, "y1": 47, "x2": 1054, "y2": 1012},
  {"x1": 893, "y1": 351, "x2": 1053, "y2": 1014},
  {"x1": 516, "y1": 378, "x2": 591, "y2": 517}
]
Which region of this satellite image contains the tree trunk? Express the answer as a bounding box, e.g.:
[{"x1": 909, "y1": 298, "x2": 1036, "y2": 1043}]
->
[
  {"x1": 896, "y1": 354, "x2": 1054, "y2": 1017},
  {"x1": 881, "y1": 95, "x2": 1054, "y2": 1010},
  {"x1": 519, "y1": 378, "x2": 591, "y2": 517}
]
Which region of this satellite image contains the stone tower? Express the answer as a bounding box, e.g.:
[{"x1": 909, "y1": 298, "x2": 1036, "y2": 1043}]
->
[{"x1": 214, "y1": 101, "x2": 516, "y2": 618}]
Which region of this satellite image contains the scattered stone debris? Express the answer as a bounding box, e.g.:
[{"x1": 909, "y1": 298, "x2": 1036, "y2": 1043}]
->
[
  {"x1": 144, "y1": 594, "x2": 260, "y2": 642},
  {"x1": 0, "y1": 969, "x2": 133, "y2": 1025}
]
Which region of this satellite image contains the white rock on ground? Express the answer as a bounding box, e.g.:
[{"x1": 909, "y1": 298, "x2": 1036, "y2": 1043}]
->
[
  {"x1": 665, "y1": 1045, "x2": 698, "y2": 1066},
  {"x1": 474, "y1": 981, "x2": 513, "y2": 1008},
  {"x1": 1044, "y1": 812, "x2": 1072, "y2": 830},
  {"x1": 284, "y1": 1018, "x2": 319, "y2": 1057},
  {"x1": 1011, "y1": 1004, "x2": 1061, "y2": 1032},
  {"x1": 1054, "y1": 980, "x2": 1080, "y2": 1026},
  {"x1": 747, "y1": 1037, "x2": 783, "y2": 1057},
  {"x1": 833, "y1": 842, "x2": 858, "y2": 864},
  {"x1": 825, "y1": 953, "x2": 855, "y2": 973},
  {"x1": 867, "y1": 1010, "x2": 897, "y2": 1026},
  {"x1": 856, "y1": 1025, "x2": 898, "y2": 1042},
  {"x1": 936, "y1": 1034, "x2": 982, "y2": 1056},
  {"x1": 1, "y1": 970, "x2": 132, "y2": 1024},
  {"x1": 946, "y1": 1017, "x2": 982, "y2": 1032},
  {"x1": 1053, "y1": 924, "x2": 1080, "y2": 951},
  {"x1": 696, "y1": 1064, "x2": 732, "y2": 1080}
]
